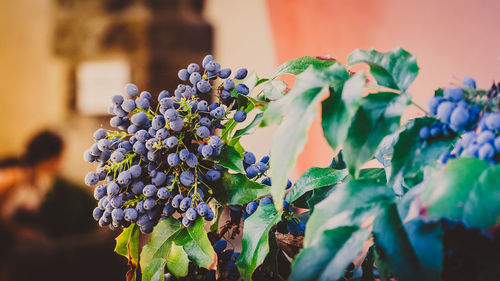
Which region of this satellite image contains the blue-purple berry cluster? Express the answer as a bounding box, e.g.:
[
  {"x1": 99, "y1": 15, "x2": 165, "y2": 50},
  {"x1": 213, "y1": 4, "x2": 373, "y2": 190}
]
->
[
  {"x1": 420, "y1": 77, "x2": 500, "y2": 164},
  {"x1": 83, "y1": 55, "x2": 260, "y2": 233}
]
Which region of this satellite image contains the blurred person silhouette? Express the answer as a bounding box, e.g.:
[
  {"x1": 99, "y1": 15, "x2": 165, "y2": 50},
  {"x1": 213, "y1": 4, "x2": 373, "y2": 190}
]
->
[
  {"x1": 0, "y1": 130, "x2": 65, "y2": 239},
  {"x1": 0, "y1": 130, "x2": 126, "y2": 281}
]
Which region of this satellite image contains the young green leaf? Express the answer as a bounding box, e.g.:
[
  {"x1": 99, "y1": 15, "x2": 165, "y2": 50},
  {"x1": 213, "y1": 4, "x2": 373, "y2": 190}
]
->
[
  {"x1": 229, "y1": 112, "x2": 264, "y2": 146},
  {"x1": 212, "y1": 172, "x2": 271, "y2": 205},
  {"x1": 115, "y1": 224, "x2": 140, "y2": 265},
  {"x1": 271, "y1": 56, "x2": 337, "y2": 78},
  {"x1": 166, "y1": 244, "x2": 189, "y2": 278},
  {"x1": 213, "y1": 145, "x2": 245, "y2": 173},
  {"x1": 289, "y1": 226, "x2": 370, "y2": 281},
  {"x1": 321, "y1": 71, "x2": 364, "y2": 150},
  {"x1": 236, "y1": 204, "x2": 283, "y2": 281},
  {"x1": 262, "y1": 80, "x2": 287, "y2": 100},
  {"x1": 140, "y1": 218, "x2": 182, "y2": 281},
  {"x1": 343, "y1": 92, "x2": 410, "y2": 177},
  {"x1": 173, "y1": 219, "x2": 216, "y2": 269},
  {"x1": 347, "y1": 47, "x2": 419, "y2": 92},
  {"x1": 286, "y1": 167, "x2": 349, "y2": 203}
]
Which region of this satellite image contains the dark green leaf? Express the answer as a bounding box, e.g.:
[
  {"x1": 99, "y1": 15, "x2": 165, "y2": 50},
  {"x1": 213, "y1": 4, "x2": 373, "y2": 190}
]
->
[
  {"x1": 287, "y1": 167, "x2": 348, "y2": 203},
  {"x1": 115, "y1": 224, "x2": 140, "y2": 266},
  {"x1": 236, "y1": 204, "x2": 283, "y2": 281},
  {"x1": 167, "y1": 244, "x2": 189, "y2": 277},
  {"x1": 140, "y1": 218, "x2": 182, "y2": 281},
  {"x1": 173, "y1": 219, "x2": 216, "y2": 269},
  {"x1": 347, "y1": 47, "x2": 419, "y2": 91},
  {"x1": 290, "y1": 226, "x2": 370, "y2": 281},
  {"x1": 358, "y1": 168, "x2": 387, "y2": 184},
  {"x1": 229, "y1": 113, "x2": 264, "y2": 146},
  {"x1": 321, "y1": 71, "x2": 364, "y2": 150},
  {"x1": 271, "y1": 56, "x2": 337, "y2": 78},
  {"x1": 213, "y1": 145, "x2": 244, "y2": 173},
  {"x1": 390, "y1": 117, "x2": 456, "y2": 184},
  {"x1": 262, "y1": 80, "x2": 287, "y2": 100},
  {"x1": 343, "y1": 92, "x2": 410, "y2": 177},
  {"x1": 421, "y1": 158, "x2": 498, "y2": 228},
  {"x1": 329, "y1": 150, "x2": 346, "y2": 170},
  {"x1": 306, "y1": 185, "x2": 337, "y2": 211},
  {"x1": 361, "y1": 246, "x2": 376, "y2": 281},
  {"x1": 372, "y1": 204, "x2": 443, "y2": 281},
  {"x1": 304, "y1": 180, "x2": 394, "y2": 246},
  {"x1": 213, "y1": 172, "x2": 270, "y2": 205}
]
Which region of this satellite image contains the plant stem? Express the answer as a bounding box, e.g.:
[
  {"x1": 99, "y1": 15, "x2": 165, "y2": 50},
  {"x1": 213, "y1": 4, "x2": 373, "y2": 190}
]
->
[{"x1": 411, "y1": 100, "x2": 430, "y2": 116}]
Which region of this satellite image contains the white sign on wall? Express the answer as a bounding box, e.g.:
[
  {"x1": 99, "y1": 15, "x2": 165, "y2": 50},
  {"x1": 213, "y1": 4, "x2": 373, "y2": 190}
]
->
[{"x1": 76, "y1": 60, "x2": 131, "y2": 115}]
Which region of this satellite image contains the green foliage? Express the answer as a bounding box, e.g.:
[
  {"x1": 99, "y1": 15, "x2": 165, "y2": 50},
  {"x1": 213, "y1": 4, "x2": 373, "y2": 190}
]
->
[
  {"x1": 421, "y1": 158, "x2": 500, "y2": 228},
  {"x1": 290, "y1": 226, "x2": 370, "y2": 281},
  {"x1": 347, "y1": 47, "x2": 419, "y2": 92},
  {"x1": 286, "y1": 167, "x2": 348, "y2": 203},
  {"x1": 236, "y1": 204, "x2": 283, "y2": 281},
  {"x1": 343, "y1": 92, "x2": 410, "y2": 176},
  {"x1": 271, "y1": 56, "x2": 337, "y2": 78},
  {"x1": 173, "y1": 219, "x2": 216, "y2": 269},
  {"x1": 115, "y1": 224, "x2": 140, "y2": 265},
  {"x1": 213, "y1": 172, "x2": 271, "y2": 205},
  {"x1": 390, "y1": 117, "x2": 456, "y2": 184},
  {"x1": 105, "y1": 47, "x2": 500, "y2": 281},
  {"x1": 214, "y1": 145, "x2": 245, "y2": 173},
  {"x1": 140, "y1": 218, "x2": 182, "y2": 281},
  {"x1": 321, "y1": 71, "x2": 364, "y2": 151}
]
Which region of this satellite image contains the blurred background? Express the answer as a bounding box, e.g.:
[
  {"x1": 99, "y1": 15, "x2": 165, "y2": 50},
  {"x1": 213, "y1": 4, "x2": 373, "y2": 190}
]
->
[{"x1": 0, "y1": 0, "x2": 499, "y2": 280}]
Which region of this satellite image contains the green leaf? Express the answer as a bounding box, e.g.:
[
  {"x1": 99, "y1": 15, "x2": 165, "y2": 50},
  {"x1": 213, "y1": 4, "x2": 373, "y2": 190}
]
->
[
  {"x1": 270, "y1": 87, "x2": 325, "y2": 211},
  {"x1": 390, "y1": 117, "x2": 457, "y2": 183},
  {"x1": 236, "y1": 204, "x2": 283, "y2": 281},
  {"x1": 463, "y1": 164, "x2": 500, "y2": 228},
  {"x1": 261, "y1": 63, "x2": 347, "y2": 127},
  {"x1": 229, "y1": 112, "x2": 264, "y2": 146},
  {"x1": 304, "y1": 180, "x2": 394, "y2": 246},
  {"x1": 343, "y1": 92, "x2": 410, "y2": 177},
  {"x1": 115, "y1": 224, "x2": 140, "y2": 266},
  {"x1": 271, "y1": 56, "x2": 337, "y2": 78},
  {"x1": 421, "y1": 158, "x2": 498, "y2": 228},
  {"x1": 372, "y1": 204, "x2": 443, "y2": 281},
  {"x1": 289, "y1": 226, "x2": 370, "y2": 281},
  {"x1": 173, "y1": 219, "x2": 216, "y2": 269},
  {"x1": 321, "y1": 71, "x2": 364, "y2": 150},
  {"x1": 167, "y1": 244, "x2": 189, "y2": 277},
  {"x1": 213, "y1": 145, "x2": 244, "y2": 173},
  {"x1": 140, "y1": 218, "x2": 182, "y2": 281},
  {"x1": 347, "y1": 47, "x2": 419, "y2": 91},
  {"x1": 262, "y1": 80, "x2": 287, "y2": 100},
  {"x1": 213, "y1": 172, "x2": 271, "y2": 205},
  {"x1": 287, "y1": 167, "x2": 348, "y2": 203}
]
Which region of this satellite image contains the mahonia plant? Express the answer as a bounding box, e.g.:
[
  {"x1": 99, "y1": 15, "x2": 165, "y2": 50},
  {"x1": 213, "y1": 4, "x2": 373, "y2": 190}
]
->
[{"x1": 84, "y1": 48, "x2": 500, "y2": 281}]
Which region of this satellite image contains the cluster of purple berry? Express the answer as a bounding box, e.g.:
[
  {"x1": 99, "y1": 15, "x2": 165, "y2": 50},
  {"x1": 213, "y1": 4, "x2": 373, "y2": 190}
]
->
[
  {"x1": 420, "y1": 77, "x2": 500, "y2": 164},
  {"x1": 83, "y1": 55, "x2": 262, "y2": 233}
]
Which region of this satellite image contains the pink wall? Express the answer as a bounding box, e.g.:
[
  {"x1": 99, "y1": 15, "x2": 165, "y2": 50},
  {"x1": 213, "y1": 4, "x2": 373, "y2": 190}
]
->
[{"x1": 267, "y1": 0, "x2": 500, "y2": 174}]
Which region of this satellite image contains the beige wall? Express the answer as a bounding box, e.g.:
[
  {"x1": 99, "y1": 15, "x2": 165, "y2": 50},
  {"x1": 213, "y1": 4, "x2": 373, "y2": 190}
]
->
[
  {"x1": 0, "y1": 0, "x2": 67, "y2": 158},
  {"x1": 204, "y1": 0, "x2": 277, "y2": 159}
]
